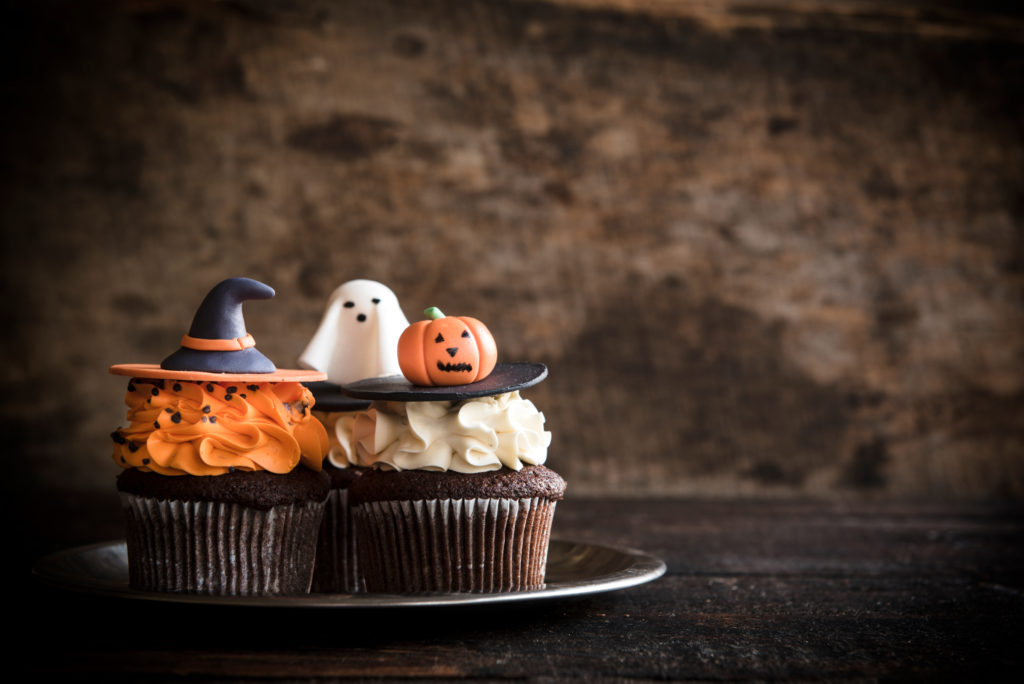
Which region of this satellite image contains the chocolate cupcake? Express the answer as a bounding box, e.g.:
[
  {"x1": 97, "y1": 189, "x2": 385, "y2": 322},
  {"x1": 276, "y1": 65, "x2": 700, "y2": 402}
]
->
[
  {"x1": 350, "y1": 464, "x2": 565, "y2": 593},
  {"x1": 340, "y1": 306, "x2": 564, "y2": 593},
  {"x1": 308, "y1": 409, "x2": 372, "y2": 594},
  {"x1": 109, "y1": 278, "x2": 330, "y2": 596},
  {"x1": 298, "y1": 280, "x2": 410, "y2": 593},
  {"x1": 309, "y1": 460, "x2": 364, "y2": 593},
  {"x1": 116, "y1": 462, "x2": 328, "y2": 595}
]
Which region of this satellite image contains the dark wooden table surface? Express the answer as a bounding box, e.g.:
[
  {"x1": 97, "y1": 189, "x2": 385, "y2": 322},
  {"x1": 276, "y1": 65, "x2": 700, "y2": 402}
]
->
[{"x1": 18, "y1": 496, "x2": 1024, "y2": 680}]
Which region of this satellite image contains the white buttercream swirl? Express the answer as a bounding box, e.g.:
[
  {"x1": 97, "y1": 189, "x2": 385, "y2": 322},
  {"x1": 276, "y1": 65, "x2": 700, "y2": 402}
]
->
[
  {"x1": 323, "y1": 391, "x2": 550, "y2": 473},
  {"x1": 318, "y1": 411, "x2": 362, "y2": 468}
]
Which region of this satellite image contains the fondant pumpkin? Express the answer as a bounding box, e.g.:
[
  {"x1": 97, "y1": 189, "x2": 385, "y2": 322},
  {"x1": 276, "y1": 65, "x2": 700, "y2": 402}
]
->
[{"x1": 398, "y1": 307, "x2": 497, "y2": 386}]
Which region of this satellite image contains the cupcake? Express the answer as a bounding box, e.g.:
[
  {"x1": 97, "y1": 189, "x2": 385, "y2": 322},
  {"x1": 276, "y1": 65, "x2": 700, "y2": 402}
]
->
[
  {"x1": 309, "y1": 414, "x2": 368, "y2": 593},
  {"x1": 298, "y1": 279, "x2": 409, "y2": 593},
  {"x1": 305, "y1": 401, "x2": 374, "y2": 594},
  {"x1": 343, "y1": 306, "x2": 565, "y2": 593},
  {"x1": 109, "y1": 277, "x2": 330, "y2": 596}
]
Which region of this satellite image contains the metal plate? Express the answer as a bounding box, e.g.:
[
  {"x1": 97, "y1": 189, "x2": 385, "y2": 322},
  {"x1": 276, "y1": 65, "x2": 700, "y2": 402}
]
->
[{"x1": 32, "y1": 539, "x2": 666, "y2": 607}]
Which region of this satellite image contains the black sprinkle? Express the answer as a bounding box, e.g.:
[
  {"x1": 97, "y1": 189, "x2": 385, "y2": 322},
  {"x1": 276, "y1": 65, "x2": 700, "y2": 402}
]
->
[
  {"x1": 165, "y1": 408, "x2": 173, "y2": 413},
  {"x1": 357, "y1": 313, "x2": 366, "y2": 322},
  {"x1": 344, "y1": 301, "x2": 355, "y2": 308},
  {"x1": 110, "y1": 431, "x2": 126, "y2": 444},
  {"x1": 142, "y1": 458, "x2": 150, "y2": 465},
  {"x1": 372, "y1": 298, "x2": 381, "y2": 304},
  {"x1": 173, "y1": 383, "x2": 182, "y2": 392},
  {"x1": 226, "y1": 386, "x2": 237, "y2": 393},
  {"x1": 127, "y1": 383, "x2": 136, "y2": 392},
  {"x1": 202, "y1": 405, "x2": 211, "y2": 414},
  {"x1": 171, "y1": 412, "x2": 182, "y2": 423},
  {"x1": 240, "y1": 393, "x2": 246, "y2": 398},
  {"x1": 153, "y1": 420, "x2": 160, "y2": 429},
  {"x1": 201, "y1": 416, "x2": 207, "y2": 423},
  {"x1": 128, "y1": 442, "x2": 140, "y2": 453},
  {"x1": 206, "y1": 383, "x2": 215, "y2": 393},
  {"x1": 247, "y1": 384, "x2": 259, "y2": 391},
  {"x1": 151, "y1": 388, "x2": 159, "y2": 396},
  {"x1": 209, "y1": 416, "x2": 218, "y2": 423},
  {"x1": 120, "y1": 456, "x2": 126, "y2": 463},
  {"x1": 224, "y1": 394, "x2": 233, "y2": 401}
]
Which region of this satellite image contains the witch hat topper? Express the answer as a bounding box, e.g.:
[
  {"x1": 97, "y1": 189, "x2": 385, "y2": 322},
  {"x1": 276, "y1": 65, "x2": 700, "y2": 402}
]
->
[{"x1": 110, "y1": 277, "x2": 327, "y2": 383}]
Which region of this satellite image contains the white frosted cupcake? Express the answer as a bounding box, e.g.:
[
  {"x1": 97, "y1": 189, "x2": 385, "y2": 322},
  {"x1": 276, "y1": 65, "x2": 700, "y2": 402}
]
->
[
  {"x1": 298, "y1": 279, "x2": 410, "y2": 593},
  {"x1": 347, "y1": 390, "x2": 564, "y2": 593}
]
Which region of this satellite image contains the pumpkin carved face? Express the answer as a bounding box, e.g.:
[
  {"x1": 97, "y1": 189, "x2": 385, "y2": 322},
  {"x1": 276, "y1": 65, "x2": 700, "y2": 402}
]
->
[{"x1": 398, "y1": 307, "x2": 497, "y2": 386}]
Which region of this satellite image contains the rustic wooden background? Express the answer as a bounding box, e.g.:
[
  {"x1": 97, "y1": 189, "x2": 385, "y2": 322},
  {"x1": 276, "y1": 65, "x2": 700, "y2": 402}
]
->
[{"x1": 1, "y1": 0, "x2": 1022, "y2": 501}]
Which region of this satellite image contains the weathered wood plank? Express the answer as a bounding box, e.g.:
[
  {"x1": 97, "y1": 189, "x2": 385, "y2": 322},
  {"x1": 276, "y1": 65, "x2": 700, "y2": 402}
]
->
[
  {"x1": 557, "y1": 499, "x2": 1024, "y2": 582},
  {"x1": 25, "y1": 560, "x2": 1024, "y2": 680},
  {"x1": 1, "y1": 0, "x2": 1023, "y2": 500},
  {"x1": 20, "y1": 497, "x2": 1024, "y2": 680}
]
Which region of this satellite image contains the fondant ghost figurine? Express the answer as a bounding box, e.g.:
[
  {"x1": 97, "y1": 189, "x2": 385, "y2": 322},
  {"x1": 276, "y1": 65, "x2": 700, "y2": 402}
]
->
[{"x1": 299, "y1": 280, "x2": 409, "y2": 385}]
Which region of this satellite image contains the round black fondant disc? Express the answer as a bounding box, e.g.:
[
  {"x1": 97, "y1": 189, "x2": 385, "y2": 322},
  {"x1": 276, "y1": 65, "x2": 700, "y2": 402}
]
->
[
  {"x1": 306, "y1": 382, "x2": 373, "y2": 412},
  {"x1": 340, "y1": 363, "x2": 547, "y2": 401}
]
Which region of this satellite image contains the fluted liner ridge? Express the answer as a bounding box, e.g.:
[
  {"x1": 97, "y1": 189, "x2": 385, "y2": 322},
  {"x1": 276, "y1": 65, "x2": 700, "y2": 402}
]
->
[
  {"x1": 120, "y1": 493, "x2": 324, "y2": 595},
  {"x1": 311, "y1": 488, "x2": 361, "y2": 593},
  {"x1": 353, "y1": 497, "x2": 557, "y2": 593}
]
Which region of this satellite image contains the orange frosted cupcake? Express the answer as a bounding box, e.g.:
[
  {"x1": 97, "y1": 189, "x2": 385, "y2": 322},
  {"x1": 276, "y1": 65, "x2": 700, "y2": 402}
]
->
[{"x1": 110, "y1": 278, "x2": 330, "y2": 596}]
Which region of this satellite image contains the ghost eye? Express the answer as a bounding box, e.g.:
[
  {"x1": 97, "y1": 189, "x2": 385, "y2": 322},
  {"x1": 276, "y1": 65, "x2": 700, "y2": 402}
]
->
[
  {"x1": 343, "y1": 301, "x2": 355, "y2": 308},
  {"x1": 461, "y1": 330, "x2": 470, "y2": 338},
  {"x1": 435, "y1": 333, "x2": 444, "y2": 343},
  {"x1": 372, "y1": 298, "x2": 381, "y2": 304}
]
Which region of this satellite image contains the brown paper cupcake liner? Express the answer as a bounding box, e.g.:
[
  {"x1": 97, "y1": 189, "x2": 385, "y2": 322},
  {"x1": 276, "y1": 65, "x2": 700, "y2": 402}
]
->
[
  {"x1": 311, "y1": 488, "x2": 362, "y2": 594},
  {"x1": 353, "y1": 497, "x2": 557, "y2": 593},
  {"x1": 120, "y1": 494, "x2": 324, "y2": 596}
]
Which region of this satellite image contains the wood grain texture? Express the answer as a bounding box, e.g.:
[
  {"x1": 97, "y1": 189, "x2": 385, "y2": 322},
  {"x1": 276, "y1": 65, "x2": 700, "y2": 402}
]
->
[
  {"x1": 19, "y1": 495, "x2": 1024, "y2": 680},
  {"x1": 1, "y1": 0, "x2": 1022, "y2": 498}
]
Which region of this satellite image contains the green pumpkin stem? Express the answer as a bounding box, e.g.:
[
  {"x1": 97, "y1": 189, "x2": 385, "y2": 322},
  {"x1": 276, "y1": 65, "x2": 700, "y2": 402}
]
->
[{"x1": 424, "y1": 306, "x2": 445, "y2": 320}]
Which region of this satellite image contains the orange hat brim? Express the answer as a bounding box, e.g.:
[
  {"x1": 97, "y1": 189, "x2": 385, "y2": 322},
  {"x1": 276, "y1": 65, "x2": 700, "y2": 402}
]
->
[{"x1": 109, "y1": 363, "x2": 326, "y2": 383}]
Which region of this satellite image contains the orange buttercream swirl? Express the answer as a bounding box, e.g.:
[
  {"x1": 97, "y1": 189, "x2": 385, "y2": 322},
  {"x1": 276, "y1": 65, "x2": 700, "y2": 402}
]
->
[{"x1": 112, "y1": 379, "x2": 328, "y2": 476}]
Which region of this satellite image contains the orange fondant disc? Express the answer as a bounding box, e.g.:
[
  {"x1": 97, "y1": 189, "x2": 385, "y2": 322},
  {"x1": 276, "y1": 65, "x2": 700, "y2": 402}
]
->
[{"x1": 109, "y1": 363, "x2": 327, "y2": 383}]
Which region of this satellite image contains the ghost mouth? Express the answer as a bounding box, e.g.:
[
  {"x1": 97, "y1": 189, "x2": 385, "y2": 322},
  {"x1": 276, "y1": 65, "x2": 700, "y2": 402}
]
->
[{"x1": 436, "y1": 361, "x2": 473, "y2": 373}]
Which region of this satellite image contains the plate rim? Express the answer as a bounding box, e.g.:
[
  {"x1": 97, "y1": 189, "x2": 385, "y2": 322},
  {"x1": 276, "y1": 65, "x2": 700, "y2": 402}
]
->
[{"x1": 31, "y1": 538, "x2": 666, "y2": 608}]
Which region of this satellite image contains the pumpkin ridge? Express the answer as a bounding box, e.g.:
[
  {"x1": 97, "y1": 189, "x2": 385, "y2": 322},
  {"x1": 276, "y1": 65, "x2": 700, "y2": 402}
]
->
[
  {"x1": 398, "y1": 310, "x2": 497, "y2": 386},
  {"x1": 397, "y1": 320, "x2": 432, "y2": 385}
]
